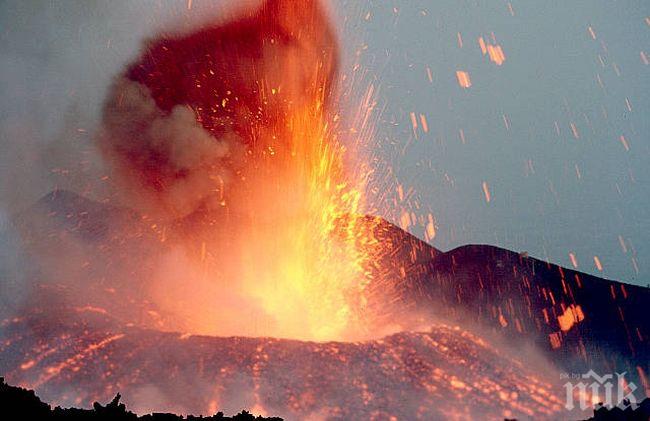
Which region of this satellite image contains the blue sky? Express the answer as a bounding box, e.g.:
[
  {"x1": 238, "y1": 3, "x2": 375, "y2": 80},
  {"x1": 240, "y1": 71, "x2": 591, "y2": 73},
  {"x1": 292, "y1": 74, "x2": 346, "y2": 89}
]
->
[{"x1": 337, "y1": 0, "x2": 649, "y2": 285}]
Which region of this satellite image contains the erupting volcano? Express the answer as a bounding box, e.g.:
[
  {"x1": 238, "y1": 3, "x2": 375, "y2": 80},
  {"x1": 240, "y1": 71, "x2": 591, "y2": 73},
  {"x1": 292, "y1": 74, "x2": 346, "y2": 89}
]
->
[
  {"x1": 96, "y1": 0, "x2": 378, "y2": 342},
  {"x1": 1, "y1": 0, "x2": 648, "y2": 420}
]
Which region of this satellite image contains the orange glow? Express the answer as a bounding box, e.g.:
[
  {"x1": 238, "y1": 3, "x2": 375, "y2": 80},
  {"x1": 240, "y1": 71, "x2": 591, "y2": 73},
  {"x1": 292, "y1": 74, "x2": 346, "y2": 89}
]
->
[
  {"x1": 450, "y1": 378, "x2": 467, "y2": 389},
  {"x1": 426, "y1": 66, "x2": 433, "y2": 83},
  {"x1": 487, "y1": 44, "x2": 506, "y2": 65},
  {"x1": 420, "y1": 114, "x2": 429, "y2": 133},
  {"x1": 410, "y1": 112, "x2": 418, "y2": 135},
  {"x1": 478, "y1": 37, "x2": 487, "y2": 55},
  {"x1": 619, "y1": 135, "x2": 630, "y2": 151},
  {"x1": 234, "y1": 102, "x2": 376, "y2": 341},
  {"x1": 549, "y1": 332, "x2": 562, "y2": 349},
  {"x1": 478, "y1": 37, "x2": 506, "y2": 65},
  {"x1": 109, "y1": 0, "x2": 398, "y2": 343},
  {"x1": 482, "y1": 181, "x2": 491, "y2": 203},
  {"x1": 588, "y1": 26, "x2": 597, "y2": 40},
  {"x1": 20, "y1": 360, "x2": 36, "y2": 370},
  {"x1": 593, "y1": 256, "x2": 603, "y2": 271},
  {"x1": 456, "y1": 70, "x2": 472, "y2": 88},
  {"x1": 557, "y1": 304, "x2": 585, "y2": 332}
]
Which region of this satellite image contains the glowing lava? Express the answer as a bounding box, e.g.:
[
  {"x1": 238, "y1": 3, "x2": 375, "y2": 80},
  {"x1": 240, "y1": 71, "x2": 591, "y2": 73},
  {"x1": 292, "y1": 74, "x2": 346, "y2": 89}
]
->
[
  {"x1": 0, "y1": 313, "x2": 568, "y2": 420},
  {"x1": 98, "y1": 0, "x2": 383, "y2": 341},
  {"x1": 233, "y1": 100, "x2": 375, "y2": 341}
]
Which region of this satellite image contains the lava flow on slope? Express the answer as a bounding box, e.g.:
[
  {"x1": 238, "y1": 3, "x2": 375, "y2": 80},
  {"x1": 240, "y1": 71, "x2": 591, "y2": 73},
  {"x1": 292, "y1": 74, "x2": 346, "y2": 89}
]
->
[{"x1": 1, "y1": 310, "x2": 566, "y2": 420}]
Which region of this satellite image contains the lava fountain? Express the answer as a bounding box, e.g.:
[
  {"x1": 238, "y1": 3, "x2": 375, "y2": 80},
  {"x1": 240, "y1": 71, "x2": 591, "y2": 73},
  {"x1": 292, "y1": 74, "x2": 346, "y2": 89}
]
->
[{"x1": 97, "y1": 0, "x2": 385, "y2": 341}]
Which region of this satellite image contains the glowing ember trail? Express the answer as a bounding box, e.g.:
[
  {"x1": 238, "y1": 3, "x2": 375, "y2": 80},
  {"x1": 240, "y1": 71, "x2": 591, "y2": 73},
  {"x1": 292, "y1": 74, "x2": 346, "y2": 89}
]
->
[
  {"x1": 235, "y1": 101, "x2": 374, "y2": 341},
  {"x1": 456, "y1": 70, "x2": 472, "y2": 88}
]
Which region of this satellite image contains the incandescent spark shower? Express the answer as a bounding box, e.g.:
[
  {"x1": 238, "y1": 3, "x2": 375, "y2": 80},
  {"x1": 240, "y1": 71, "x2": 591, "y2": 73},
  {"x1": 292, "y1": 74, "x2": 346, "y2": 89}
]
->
[{"x1": 0, "y1": 1, "x2": 648, "y2": 420}]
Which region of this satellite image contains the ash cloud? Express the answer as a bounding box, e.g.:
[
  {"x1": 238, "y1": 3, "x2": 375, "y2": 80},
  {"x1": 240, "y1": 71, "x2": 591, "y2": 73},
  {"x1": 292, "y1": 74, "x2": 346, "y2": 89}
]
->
[
  {"x1": 95, "y1": 0, "x2": 339, "y2": 220},
  {"x1": 0, "y1": 0, "x2": 342, "y2": 336},
  {"x1": 0, "y1": 0, "x2": 265, "y2": 322},
  {"x1": 98, "y1": 77, "x2": 243, "y2": 218},
  {"x1": 0, "y1": 0, "x2": 263, "y2": 215}
]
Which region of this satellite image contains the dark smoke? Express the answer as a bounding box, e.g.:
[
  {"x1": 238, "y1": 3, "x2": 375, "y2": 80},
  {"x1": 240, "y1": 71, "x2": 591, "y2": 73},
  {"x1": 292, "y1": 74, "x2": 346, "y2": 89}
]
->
[
  {"x1": 97, "y1": 0, "x2": 338, "y2": 219},
  {"x1": 98, "y1": 77, "x2": 242, "y2": 218}
]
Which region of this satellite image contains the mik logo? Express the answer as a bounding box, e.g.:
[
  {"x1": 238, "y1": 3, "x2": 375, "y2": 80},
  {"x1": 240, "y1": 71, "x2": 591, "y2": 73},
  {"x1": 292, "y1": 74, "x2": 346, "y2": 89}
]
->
[{"x1": 564, "y1": 370, "x2": 639, "y2": 411}]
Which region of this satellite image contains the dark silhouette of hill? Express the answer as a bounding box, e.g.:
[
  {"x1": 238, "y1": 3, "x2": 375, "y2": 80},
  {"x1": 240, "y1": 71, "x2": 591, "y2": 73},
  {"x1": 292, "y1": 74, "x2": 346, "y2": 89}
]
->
[
  {"x1": 0, "y1": 377, "x2": 281, "y2": 420},
  {"x1": 3, "y1": 375, "x2": 649, "y2": 421},
  {"x1": 408, "y1": 243, "x2": 650, "y2": 380},
  {"x1": 584, "y1": 399, "x2": 650, "y2": 420}
]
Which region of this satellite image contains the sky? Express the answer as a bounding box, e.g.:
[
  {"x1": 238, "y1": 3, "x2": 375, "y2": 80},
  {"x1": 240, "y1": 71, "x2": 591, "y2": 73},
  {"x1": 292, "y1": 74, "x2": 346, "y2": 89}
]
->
[
  {"x1": 337, "y1": 0, "x2": 649, "y2": 286},
  {"x1": 0, "y1": 0, "x2": 648, "y2": 285}
]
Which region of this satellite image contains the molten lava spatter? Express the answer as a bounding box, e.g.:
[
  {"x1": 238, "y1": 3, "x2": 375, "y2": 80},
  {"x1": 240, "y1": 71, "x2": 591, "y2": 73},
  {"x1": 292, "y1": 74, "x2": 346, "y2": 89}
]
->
[
  {"x1": 1, "y1": 312, "x2": 567, "y2": 420},
  {"x1": 98, "y1": 0, "x2": 383, "y2": 341}
]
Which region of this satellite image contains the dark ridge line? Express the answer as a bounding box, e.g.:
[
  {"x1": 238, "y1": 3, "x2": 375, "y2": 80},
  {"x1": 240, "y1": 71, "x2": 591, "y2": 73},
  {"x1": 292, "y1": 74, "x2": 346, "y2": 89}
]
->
[
  {"x1": 26, "y1": 189, "x2": 646, "y2": 288},
  {"x1": 3, "y1": 376, "x2": 649, "y2": 420},
  {"x1": 583, "y1": 398, "x2": 650, "y2": 421},
  {"x1": 0, "y1": 377, "x2": 282, "y2": 420}
]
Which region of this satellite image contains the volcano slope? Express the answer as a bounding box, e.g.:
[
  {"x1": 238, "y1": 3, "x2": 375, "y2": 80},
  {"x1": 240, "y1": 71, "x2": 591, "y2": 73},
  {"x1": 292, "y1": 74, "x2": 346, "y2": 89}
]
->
[
  {"x1": 1, "y1": 310, "x2": 567, "y2": 420},
  {"x1": 1, "y1": 190, "x2": 648, "y2": 419}
]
